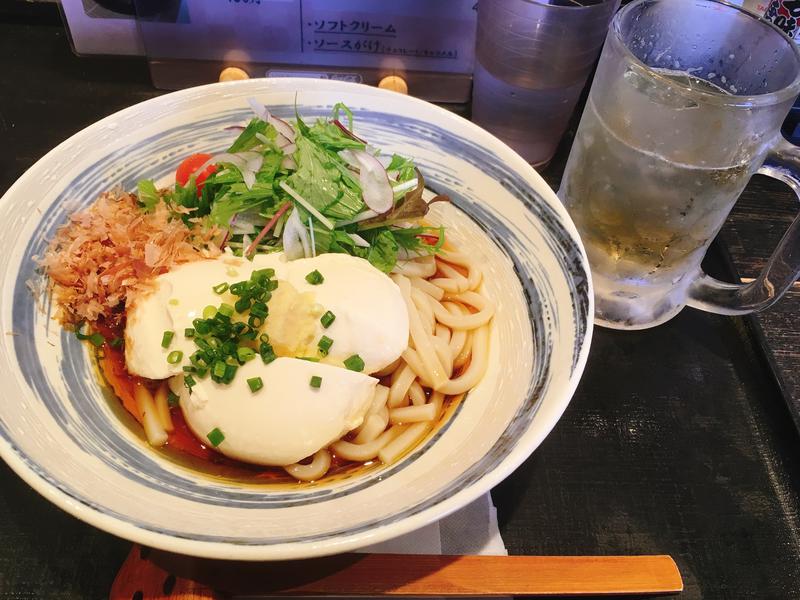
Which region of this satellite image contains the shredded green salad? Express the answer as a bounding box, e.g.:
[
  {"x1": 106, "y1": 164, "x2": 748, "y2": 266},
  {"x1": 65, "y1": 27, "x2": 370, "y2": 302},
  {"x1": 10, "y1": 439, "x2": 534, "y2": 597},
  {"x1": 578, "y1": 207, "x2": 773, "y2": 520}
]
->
[{"x1": 136, "y1": 100, "x2": 447, "y2": 273}]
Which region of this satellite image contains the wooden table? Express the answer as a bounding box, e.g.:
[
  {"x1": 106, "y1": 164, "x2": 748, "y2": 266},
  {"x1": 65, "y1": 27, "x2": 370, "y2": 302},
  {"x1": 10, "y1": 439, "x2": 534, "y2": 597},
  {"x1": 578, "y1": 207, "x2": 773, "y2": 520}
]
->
[{"x1": 1, "y1": 5, "x2": 799, "y2": 599}]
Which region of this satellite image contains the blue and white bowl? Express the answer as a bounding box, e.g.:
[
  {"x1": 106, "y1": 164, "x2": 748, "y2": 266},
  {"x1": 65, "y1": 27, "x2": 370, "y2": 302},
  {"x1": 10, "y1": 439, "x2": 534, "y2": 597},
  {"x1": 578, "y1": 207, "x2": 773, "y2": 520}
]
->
[{"x1": 0, "y1": 79, "x2": 592, "y2": 560}]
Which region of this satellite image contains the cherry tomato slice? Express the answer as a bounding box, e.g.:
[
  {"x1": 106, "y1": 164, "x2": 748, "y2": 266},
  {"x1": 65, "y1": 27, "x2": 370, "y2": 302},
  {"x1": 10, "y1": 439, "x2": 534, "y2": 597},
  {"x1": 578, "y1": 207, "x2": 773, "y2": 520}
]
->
[
  {"x1": 417, "y1": 233, "x2": 440, "y2": 246},
  {"x1": 175, "y1": 153, "x2": 218, "y2": 195}
]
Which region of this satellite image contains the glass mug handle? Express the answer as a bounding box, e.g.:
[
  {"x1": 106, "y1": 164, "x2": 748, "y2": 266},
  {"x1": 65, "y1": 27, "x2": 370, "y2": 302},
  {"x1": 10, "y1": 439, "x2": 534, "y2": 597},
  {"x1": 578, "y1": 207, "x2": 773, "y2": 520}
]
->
[{"x1": 687, "y1": 137, "x2": 800, "y2": 315}]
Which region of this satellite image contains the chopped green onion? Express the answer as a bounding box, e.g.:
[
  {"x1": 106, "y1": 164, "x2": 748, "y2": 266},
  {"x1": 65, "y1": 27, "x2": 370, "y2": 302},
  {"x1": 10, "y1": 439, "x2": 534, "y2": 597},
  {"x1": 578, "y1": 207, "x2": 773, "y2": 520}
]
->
[
  {"x1": 237, "y1": 347, "x2": 256, "y2": 363},
  {"x1": 320, "y1": 311, "x2": 336, "y2": 328},
  {"x1": 203, "y1": 305, "x2": 217, "y2": 319},
  {"x1": 184, "y1": 374, "x2": 196, "y2": 390},
  {"x1": 344, "y1": 354, "x2": 365, "y2": 372},
  {"x1": 212, "y1": 361, "x2": 227, "y2": 380},
  {"x1": 213, "y1": 282, "x2": 229, "y2": 294},
  {"x1": 235, "y1": 297, "x2": 251, "y2": 313},
  {"x1": 248, "y1": 315, "x2": 264, "y2": 328},
  {"x1": 167, "y1": 350, "x2": 183, "y2": 364},
  {"x1": 310, "y1": 375, "x2": 322, "y2": 389},
  {"x1": 218, "y1": 303, "x2": 235, "y2": 318},
  {"x1": 184, "y1": 328, "x2": 195, "y2": 338},
  {"x1": 207, "y1": 427, "x2": 225, "y2": 447},
  {"x1": 298, "y1": 356, "x2": 320, "y2": 362},
  {"x1": 251, "y1": 268, "x2": 275, "y2": 284},
  {"x1": 318, "y1": 335, "x2": 334, "y2": 356},
  {"x1": 247, "y1": 377, "x2": 263, "y2": 393},
  {"x1": 193, "y1": 319, "x2": 211, "y2": 335},
  {"x1": 109, "y1": 337, "x2": 124, "y2": 349},
  {"x1": 89, "y1": 332, "x2": 105, "y2": 347},
  {"x1": 259, "y1": 333, "x2": 270, "y2": 344},
  {"x1": 305, "y1": 270, "x2": 324, "y2": 285},
  {"x1": 260, "y1": 341, "x2": 276, "y2": 364},
  {"x1": 74, "y1": 322, "x2": 90, "y2": 340},
  {"x1": 167, "y1": 391, "x2": 180, "y2": 408},
  {"x1": 250, "y1": 301, "x2": 268, "y2": 318},
  {"x1": 161, "y1": 330, "x2": 174, "y2": 348}
]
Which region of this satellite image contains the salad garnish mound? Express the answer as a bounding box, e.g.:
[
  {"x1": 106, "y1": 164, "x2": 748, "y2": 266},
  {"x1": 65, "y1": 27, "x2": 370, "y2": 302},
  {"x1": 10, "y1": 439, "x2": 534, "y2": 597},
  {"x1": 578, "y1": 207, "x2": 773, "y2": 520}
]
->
[{"x1": 40, "y1": 100, "x2": 449, "y2": 327}]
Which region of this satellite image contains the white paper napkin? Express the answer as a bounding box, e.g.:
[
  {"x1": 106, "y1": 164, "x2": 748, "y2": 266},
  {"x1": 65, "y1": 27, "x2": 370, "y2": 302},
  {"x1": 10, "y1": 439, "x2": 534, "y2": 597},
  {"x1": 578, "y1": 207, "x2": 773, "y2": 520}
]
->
[
  {"x1": 358, "y1": 492, "x2": 508, "y2": 556},
  {"x1": 237, "y1": 495, "x2": 507, "y2": 598}
]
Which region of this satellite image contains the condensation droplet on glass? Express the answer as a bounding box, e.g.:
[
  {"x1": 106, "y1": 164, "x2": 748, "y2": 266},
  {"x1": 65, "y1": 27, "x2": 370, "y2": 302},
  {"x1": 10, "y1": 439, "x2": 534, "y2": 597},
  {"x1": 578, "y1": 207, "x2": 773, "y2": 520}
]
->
[
  {"x1": 708, "y1": 72, "x2": 716, "y2": 79},
  {"x1": 721, "y1": 75, "x2": 727, "y2": 83},
  {"x1": 728, "y1": 53, "x2": 735, "y2": 60}
]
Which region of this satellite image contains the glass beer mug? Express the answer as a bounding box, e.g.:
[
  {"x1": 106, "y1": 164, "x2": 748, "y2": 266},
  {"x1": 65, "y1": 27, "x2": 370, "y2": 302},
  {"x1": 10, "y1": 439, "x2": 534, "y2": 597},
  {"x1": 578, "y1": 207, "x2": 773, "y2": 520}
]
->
[{"x1": 559, "y1": 0, "x2": 800, "y2": 329}]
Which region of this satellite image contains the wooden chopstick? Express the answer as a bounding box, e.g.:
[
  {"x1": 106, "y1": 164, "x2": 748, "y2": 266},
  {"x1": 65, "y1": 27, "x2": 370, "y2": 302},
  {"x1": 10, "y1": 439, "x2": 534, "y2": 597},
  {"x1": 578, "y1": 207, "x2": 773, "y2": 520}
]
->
[{"x1": 110, "y1": 545, "x2": 683, "y2": 598}]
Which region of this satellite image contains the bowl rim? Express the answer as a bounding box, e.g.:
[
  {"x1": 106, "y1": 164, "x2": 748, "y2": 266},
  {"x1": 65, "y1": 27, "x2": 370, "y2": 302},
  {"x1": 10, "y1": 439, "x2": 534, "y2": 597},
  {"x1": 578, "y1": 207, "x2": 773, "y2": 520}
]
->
[{"x1": 0, "y1": 77, "x2": 593, "y2": 560}]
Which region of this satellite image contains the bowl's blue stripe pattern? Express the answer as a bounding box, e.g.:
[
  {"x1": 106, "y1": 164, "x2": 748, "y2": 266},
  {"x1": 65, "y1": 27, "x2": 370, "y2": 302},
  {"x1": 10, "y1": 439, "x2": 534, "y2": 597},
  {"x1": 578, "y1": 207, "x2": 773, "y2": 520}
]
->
[{"x1": 6, "y1": 106, "x2": 590, "y2": 545}]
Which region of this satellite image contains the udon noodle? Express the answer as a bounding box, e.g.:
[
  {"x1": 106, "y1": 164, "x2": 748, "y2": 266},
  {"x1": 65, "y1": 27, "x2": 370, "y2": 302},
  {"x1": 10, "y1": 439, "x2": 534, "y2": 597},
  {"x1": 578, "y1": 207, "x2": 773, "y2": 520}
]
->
[{"x1": 283, "y1": 246, "x2": 494, "y2": 481}]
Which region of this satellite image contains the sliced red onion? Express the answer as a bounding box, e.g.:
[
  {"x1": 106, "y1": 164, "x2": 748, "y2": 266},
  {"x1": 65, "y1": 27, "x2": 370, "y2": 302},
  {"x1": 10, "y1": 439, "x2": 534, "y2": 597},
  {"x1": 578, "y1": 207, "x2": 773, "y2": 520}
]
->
[
  {"x1": 344, "y1": 150, "x2": 393, "y2": 214},
  {"x1": 332, "y1": 119, "x2": 367, "y2": 143},
  {"x1": 248, "y1": 97, "x2": 297, "y2": 143},
  {"x1": 231, "y1": 212, "x2": 266, "y2": 235},
  {"x1": 348, "y1": 233, "x2": 370, "y2": 248},
  {"x1": 242, "y1": 171, "x2": 256, "y2": 189},
  {"x1": 245, "y1": 153, "x2": 263, "y2": 173},
  {"x1": 281, "y1": 156, "x2": 297, "y2": 170},
  {"x1": 224, "y1": 125, "x2": 246, "y2": 132},
  {"x1": 269, "y1": 114, "x2": 296, "y2": 144},
  {"x1": 247, "y1": 97, "x2": 269, "y2": 121},
  {"x1": 281, "y1": 143, "x2": 297, "y2": 155},
  {"x1": 282, "y1": 207, "x2": 310, "y2": 259},
  {"x1": 335, "y1": 209, "x2": 379, "y2": 228},
  {"x1": 245, "y1": 201, "x2": 291, "y2": 256},
  {"x1": 198, "y1": 152, "x2": 261, "y2": 190}
]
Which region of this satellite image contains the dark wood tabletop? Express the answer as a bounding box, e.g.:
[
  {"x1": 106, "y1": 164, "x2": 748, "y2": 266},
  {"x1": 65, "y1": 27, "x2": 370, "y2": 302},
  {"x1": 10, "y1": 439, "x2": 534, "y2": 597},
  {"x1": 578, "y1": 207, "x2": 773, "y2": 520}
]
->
[{"x1": 2, "y1": 5, "x2": 800, "y2": 600}]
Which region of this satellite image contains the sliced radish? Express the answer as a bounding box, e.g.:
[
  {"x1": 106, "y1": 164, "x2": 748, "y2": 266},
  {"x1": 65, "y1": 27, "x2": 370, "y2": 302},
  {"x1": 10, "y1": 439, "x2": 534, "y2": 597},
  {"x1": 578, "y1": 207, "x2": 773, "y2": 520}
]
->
[
  {"x1": 355, "y1": 150, "x2": 394, "y2": 213},
  {"x1": 337, "y1": 149, "x2": 361, "y2": 170}
]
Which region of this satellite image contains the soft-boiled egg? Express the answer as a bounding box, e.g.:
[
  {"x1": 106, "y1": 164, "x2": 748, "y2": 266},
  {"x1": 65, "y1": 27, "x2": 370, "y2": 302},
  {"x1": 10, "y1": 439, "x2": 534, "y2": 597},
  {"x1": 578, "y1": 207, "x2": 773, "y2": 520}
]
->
[{"x1": 124, "y1": 251, "x2": 410, "y2": 465}]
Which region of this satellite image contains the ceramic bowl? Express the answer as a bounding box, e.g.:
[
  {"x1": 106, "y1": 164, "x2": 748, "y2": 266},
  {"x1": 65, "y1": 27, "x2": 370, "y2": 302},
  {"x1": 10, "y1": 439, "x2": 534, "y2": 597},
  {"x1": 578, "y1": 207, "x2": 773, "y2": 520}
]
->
[{"x1": 0, "y1": 79, "x2": 591, "y2": 560}]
